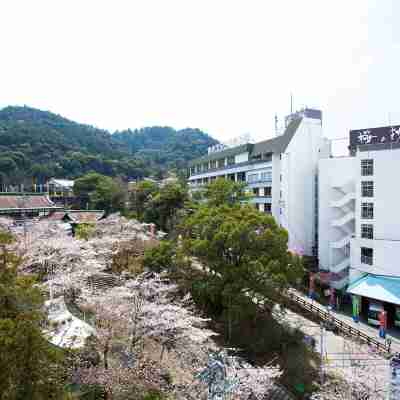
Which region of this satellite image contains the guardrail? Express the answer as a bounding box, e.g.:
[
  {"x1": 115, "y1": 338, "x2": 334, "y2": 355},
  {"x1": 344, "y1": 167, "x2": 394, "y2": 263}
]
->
[{"x1": 286, "y1": 291, "x2": 391, "y2": 355}]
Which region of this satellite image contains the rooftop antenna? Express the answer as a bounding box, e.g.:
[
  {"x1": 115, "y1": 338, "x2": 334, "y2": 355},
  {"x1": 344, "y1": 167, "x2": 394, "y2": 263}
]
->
[
  {"x1": 290, "y1": 93, "x2": 293, "y2": 114},
  {"x1": 274, "y1": 114, "x2": 279, "y2": 136}
]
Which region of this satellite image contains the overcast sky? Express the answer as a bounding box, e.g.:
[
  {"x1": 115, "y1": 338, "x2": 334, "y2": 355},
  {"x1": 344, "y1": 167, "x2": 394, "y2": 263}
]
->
[{"x1": 1, "y1": 0, "x2": 400, "y2": 153}]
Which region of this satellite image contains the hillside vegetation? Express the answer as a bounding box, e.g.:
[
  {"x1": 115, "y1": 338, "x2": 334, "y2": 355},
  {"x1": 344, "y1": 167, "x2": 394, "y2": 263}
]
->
[{"x1": 0, "y1": 106, "x2": 217, "y2": 184}]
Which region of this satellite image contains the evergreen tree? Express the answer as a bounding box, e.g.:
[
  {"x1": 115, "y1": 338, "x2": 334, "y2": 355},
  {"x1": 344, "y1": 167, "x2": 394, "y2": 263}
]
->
[{"x1": 0, "y1": 231, "x2": 66, "y2": 399}]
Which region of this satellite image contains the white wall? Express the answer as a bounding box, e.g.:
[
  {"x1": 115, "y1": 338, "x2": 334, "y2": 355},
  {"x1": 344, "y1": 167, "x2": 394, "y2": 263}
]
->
[
  {"x1": 271, "y1": 153, "x2": 281, "y2": 221},
  {"x1": 350, "y1": 148, "x2": 400, "y2": 280},
  {"x1": 283, "y1": 117, "x2": 325, "y2": 255}
]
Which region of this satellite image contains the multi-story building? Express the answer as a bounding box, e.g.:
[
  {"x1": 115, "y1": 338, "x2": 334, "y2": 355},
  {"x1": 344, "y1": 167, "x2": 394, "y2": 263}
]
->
[
  {"x1": 319, "y1": 124, "x2": 400, "y2": 325},
  {"x1": 188, "y1": 108, "x2": 330, "y2": 256}
]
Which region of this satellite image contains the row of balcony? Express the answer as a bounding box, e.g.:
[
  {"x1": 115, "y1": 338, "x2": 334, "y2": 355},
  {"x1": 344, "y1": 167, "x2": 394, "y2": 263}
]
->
[{"x1": 188, "y1": 158, "x2": 273, "y2": 178}]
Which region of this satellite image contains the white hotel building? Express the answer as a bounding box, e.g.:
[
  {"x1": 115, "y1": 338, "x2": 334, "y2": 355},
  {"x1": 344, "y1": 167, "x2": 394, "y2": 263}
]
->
[
  {"x1": 187, "y1": 108, "x2": 330, "y2": 257},
  {"x1": 188, "y1": 113, "x2": 400, "y2": 326},
  {"x1": 318, "y1": 125, "x2": 400, "y2": 325}
]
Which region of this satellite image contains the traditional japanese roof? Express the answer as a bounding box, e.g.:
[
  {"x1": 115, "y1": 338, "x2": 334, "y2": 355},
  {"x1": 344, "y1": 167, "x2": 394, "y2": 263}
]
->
[
  {"x1": 47, "y1": 211, "x2": 68, "y2": 221},
  {"x1": 0, "y1": 193, "x2": 61, "y2": 212},
  {"x1": 64, "y1": 210, "x2": 105, "y2": 224}
]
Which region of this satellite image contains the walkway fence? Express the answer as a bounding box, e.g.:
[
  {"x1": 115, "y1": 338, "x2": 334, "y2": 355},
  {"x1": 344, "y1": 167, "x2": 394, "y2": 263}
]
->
[{"x1": 287, "y1": 290, "x2": 392, "y2": 355}]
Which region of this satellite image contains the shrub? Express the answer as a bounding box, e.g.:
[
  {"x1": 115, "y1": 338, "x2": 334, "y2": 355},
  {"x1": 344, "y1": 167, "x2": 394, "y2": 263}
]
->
[
  {"x1": 143, "y1": 241, "x2": 175, "y2": 273},
  {"x1": 75, "y1": 223, "x2": 95, "y2": 241}
]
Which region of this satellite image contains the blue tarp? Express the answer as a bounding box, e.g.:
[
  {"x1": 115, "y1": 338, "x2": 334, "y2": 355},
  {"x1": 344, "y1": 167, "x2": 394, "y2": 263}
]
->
[{"x1": 347, "y1": 275, "x2": 400, "y2": 306}]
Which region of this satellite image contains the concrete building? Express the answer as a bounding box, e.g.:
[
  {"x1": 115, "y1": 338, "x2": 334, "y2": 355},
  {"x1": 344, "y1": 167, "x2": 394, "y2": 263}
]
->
[
  {"x1": 318, "y1": 124, "x2": 400, "y2": 326},
  {"x1": 188, "y1": 108, "x2": 330, "y2": 256}
]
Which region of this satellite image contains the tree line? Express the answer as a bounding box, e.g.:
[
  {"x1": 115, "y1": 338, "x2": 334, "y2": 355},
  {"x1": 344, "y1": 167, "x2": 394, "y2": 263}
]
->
[{"x1": 0, "y1": 106, "x2": 217, "y2": 185}]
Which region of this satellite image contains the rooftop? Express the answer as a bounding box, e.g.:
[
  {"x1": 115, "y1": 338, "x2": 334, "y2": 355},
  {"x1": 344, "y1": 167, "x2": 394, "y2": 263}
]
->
[
  {"x1": 48, "y1": 179, "x2": 74, "y2": 188},
  {"x1": 65, "y1": 210, "x2": 105, "y2": 224},
  {"x1": 188, "y1": 117, "x2": 303, "y2": 167},
  {"x1": 0, "y1": 193, "x2": 61, "y2": 211}
]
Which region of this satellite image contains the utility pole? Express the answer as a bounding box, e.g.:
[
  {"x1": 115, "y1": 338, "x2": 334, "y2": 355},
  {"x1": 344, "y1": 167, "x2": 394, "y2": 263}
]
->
[{"x1": 320, "y1": 323, "x2": 324, "y2": 385}]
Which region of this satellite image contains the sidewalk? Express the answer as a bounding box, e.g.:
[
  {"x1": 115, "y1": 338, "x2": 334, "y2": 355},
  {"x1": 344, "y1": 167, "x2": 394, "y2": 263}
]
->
[{"x1": 289, "y1": 288, "x2": 400, "y2": 354}]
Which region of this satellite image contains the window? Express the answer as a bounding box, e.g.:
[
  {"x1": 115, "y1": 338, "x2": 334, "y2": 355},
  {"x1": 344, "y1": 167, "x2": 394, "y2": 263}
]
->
[
  {"x1": 210, "y1": 160, "x2": 217, "y2": 169},
  {"x1": 202, "y1": 163, "x2": 209, "y2": 172},
  {"x1": 280, "y1": 190, "x2": 282, "y2": 198},
  {"x1": 263, "y1": 153, "x2": 272, "y2": 161},
  {"x1": 260, "y1": 171, "x2": 272, "y2": 181},
  {"x1": 361, "y1": 202, "x2": 374, "y2": 219},
  {"x1": 237, "y1": 172, "x2": 246, "y2": 182},
  {"x1": 361, "y1": 224, "x2": 373, "y2": 239},
  {"x1": 248, "y1": 173, "x2": 259, "y2": 183},
  {"x1": 264, "y1": 187, "x2": 271, "y2": 197},
  {"x1": 361, "y1": 247, "x2": 373, "y2": 265},
  {"x1": 253, "y1": 188, "x2": 260, "y2": 196},
  {"x1": 361, "y1": 181, "x2": 374, "y2": 197},
  {"x1": 264, "y1": 203, "x2": 271, "y2": 213},
  {"x1": 361, "y1": 159, "x2": 373, "y2": 176},
  {"x1": 217, "y1": 159, "x2": 225, "y2": 168},
  {"x1": 227, "y1": 156, "x2": 235, "y2": 165}
]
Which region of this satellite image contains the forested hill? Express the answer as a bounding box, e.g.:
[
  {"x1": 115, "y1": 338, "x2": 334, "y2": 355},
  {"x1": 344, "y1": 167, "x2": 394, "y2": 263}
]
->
[
  {"x1": 113, "y1": 127, "x2": 218, "y2": 170},
  {"x1": 0, "y1": 106, "x2": 218, "y2": 184}
]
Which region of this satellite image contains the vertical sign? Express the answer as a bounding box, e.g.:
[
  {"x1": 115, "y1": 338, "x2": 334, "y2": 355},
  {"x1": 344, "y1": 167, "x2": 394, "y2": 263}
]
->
[{"x1": 352, "y1": 295, "x2": 360, "y2": 322}]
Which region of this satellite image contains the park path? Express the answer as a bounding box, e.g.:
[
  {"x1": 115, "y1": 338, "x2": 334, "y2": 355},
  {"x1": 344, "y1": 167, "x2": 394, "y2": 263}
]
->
[{"x1": 288, "y1": 288, "x2": 400, "y2": 354}]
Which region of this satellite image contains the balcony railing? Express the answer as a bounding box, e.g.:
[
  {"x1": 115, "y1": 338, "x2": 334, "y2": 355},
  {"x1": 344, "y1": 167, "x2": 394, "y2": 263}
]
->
[
  {"x1": 247, "y1": 178, "x2": 272, "y2": 184},
  {"x1": 189, "y1": 158, "x2": 272, "y2": 177}
]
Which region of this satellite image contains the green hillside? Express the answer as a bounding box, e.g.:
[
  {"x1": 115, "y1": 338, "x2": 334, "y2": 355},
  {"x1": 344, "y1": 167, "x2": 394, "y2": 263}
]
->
[{"x1": 0, "y1": 106, "x2": 217, "y2": 184}]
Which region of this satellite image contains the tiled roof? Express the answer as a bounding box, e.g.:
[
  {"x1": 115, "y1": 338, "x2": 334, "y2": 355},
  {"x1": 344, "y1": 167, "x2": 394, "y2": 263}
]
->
[
  {"x1": 47, "y1": 211, "x2": 68, "y2": 221},
  {"x1": 0, "y1": 193, "x2": 59, "y2": 210}
]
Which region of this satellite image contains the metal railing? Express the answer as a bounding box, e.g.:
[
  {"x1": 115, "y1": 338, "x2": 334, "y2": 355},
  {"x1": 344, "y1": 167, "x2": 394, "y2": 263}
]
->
[{"x1": 286, "y1": 291, "x2": 391, "y2": 355}]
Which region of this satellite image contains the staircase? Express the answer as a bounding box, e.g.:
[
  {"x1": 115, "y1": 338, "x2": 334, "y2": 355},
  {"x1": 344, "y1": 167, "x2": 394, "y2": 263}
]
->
[
  {"x1": 330, "y1": 234, "x2": 352, "y2": 249},
  {"x1": 330, "y1": 191, "x2": 356, "y2": 208},
  {"x1": 330, "y1": 257, "x2": 350, "y2": 274},
  {"x1": 331, "y1": 211, "x2": 355, "y2": 227},
  {"x1": 327, "y1": 181, "x2": 355, "y2": 286}
]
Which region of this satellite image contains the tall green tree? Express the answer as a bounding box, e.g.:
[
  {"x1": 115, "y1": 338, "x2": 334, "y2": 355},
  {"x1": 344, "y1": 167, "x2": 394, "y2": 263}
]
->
[
  {"x1": 145, "y1": 183, "x2": 188, "y2": 232},
  {"x1": 74, "y1": 172, "x2": 126, "y2": 213},
  {"x1": 129, "y1": 180, "x2": 159, "y2": 220},
  {"x1": 0, "y1": 231, "x2": 66, "y2": 399},
  {"x1": 180, "y1": 203, "x2": 303, "y2": 338},
  {"x1": 202, "y1": 178, "x2": 247, "y2": 207}
]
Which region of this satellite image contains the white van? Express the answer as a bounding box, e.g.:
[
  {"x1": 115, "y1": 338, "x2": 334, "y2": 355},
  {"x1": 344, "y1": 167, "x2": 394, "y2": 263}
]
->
[{"x1": 368, "y1": 301, "x2": 383, "y2": 326}]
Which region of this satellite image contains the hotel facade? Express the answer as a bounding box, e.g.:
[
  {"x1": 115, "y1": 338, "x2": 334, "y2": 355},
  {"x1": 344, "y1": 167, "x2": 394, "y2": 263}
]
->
[{"x1": 187, "y1": 108, "x2": 330, "y2": 257}]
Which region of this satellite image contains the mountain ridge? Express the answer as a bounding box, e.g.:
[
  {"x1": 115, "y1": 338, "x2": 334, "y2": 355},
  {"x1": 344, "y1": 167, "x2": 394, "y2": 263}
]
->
[{"x1": 0, "y1": 105, "x2": 218, "y2": 184}]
